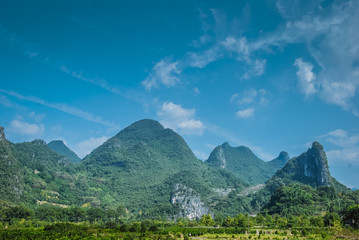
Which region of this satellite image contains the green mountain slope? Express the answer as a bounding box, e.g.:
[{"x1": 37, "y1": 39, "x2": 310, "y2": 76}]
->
[
  {"x1": 266, "y1": 142, "x2": 347, "y2": 191},
  {"x1": 0, "y1": 127, "x2": 23, "y2": 202},
  {"x1": 251, "y1": 142, "x2": 351, "y2": 215},
  {"x1": 9, "y1": 139, "x2": 91, "y2": 206},
  {"x1": 81, "y1": 119, "x2": 247, "y2": 218},
  {"x1": 0, "y1": 121, "x2": 355, "y2": 220},
  {"x1": 206, "y1": 142, "x2": 289, "y2": 185},
  {"x1": 48, "y1": 140, "x2": 81, "y2": 163}
]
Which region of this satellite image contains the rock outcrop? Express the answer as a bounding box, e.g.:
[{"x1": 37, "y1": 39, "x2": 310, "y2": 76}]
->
[
  {"x1": 171, "y1": 183, "x2": 209, "y2": 220},
  {"x1": 270, "y1": 142, "x2": 331, "y2": 188}
]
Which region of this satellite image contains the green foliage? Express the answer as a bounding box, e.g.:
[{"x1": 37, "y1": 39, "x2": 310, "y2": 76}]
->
[
  {"x1": 200, "y1": 214, "x2": 213, "y2": 226},
  {"x1": 0, "y1": 120, "x2": 357, "y2": 221},
  {"x1": 343, "y1": 205, "x2": 359, "y2": 229},
  {"x1": 47, "y1": 140, "x2": 81, "y2": 163},
  {"x1": 207, "y1": 143, "x2": 287, "y2": 185}
]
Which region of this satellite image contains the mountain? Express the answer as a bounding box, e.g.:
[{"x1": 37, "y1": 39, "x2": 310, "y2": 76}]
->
[
  {"x1": 0, "y1": 126, "x2": 23, "y2": 202},
  {"x1": 206, "y1": 142, "x2": 289, "y2": 185},
  {"x1": 266, "y1": 142, "x2": 338, "y2": 190},
  {"x1": 6, "y1": 137, "x2": 90, "y2": 207},
  {"x1": 81, "y1": 119, "x2": 247, "y2": 218},
  {"x1": 1, "y1": 120, "x2": 356, "y2": 220},
  {"x1": 251, "y1": 142, "x2": 352, "y2": 216},
  {"x1": 48, "y1": 140, "x2": 81, "y2": 163}
]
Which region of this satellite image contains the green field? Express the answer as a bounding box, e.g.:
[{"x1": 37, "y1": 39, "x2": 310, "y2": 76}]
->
[{"x1": 1, "y1": 220, "x2": 358, "y2": 240}]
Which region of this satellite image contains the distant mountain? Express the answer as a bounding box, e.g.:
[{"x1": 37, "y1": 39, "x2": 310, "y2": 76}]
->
[
  {"x1": 206, "y1": 142, "x2": 289, "y2": 185},
  {"x1": 48, "y1": 140, "x2": 81, "y2": 163}
]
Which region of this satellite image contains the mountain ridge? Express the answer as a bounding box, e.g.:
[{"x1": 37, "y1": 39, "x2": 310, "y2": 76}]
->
[{"x1": 0, "y1": 120, "x2": 354, "y2": 219}]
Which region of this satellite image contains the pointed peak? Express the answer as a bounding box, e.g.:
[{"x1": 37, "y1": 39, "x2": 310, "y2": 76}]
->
[
  {"x1": 221, "y1": 142, "x2": 231, "y2": 148},
  {"x1": 31, "y1": 139, "x2": 47, "y2": 146},
  {"x1": 278, "y1": 151, "x2": 290, "y2": 161},
  {"x1": 311, "y1": 141, "x2": 324, "y2": 151}
]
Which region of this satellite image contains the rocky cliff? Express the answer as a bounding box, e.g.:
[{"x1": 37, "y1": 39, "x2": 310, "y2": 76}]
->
[{"x1": 171, "y1": 183, "x2": 210, "y2": 220}]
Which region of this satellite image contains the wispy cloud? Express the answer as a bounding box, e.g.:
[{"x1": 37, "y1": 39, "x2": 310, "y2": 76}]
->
[
  {"x1": 142, "y1": 59, "x2": 182, "y2": 90},
  {"x1": 185, "y1": 46, "x2": 222, "y2": 68},
  {"x1": 231, "y1": 88, "x2": 268, "y2": 118},
  {"x1": 157, "y1": 102, "x2": 205, "y2": 135},
  {"x1": 60, "y1": 66, "x2": 122, "y2": 94},
  {"x1": 0, "y1": 95, "x2": 25, "y2": 110},
  {"x1": 0, "y1": 89, "x2": 120, "y2": 129}
]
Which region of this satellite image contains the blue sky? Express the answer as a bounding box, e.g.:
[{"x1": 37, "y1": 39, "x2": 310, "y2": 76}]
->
[{"x1": 1, "y1": 0, "x2": 359, "y2": 188}]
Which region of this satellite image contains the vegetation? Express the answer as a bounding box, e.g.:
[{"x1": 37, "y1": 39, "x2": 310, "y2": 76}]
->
[
  {"x1": 47, "y1": 140, "x2": 81, "y2": 163},
  {"x1": 0, "y1": 119, "x2": 358, "y2": 239},
  {"x1": 206, "y1": 143, "x2": 288, "y2": 185},
  {"x1": 0, "y1": 206, "x2": 358, "y2": 239}
]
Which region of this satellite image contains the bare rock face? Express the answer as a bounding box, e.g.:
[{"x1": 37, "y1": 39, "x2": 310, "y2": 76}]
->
[
  {"x1": 272, "y1": 142, "x2": 331, "y2": 188},
  {"x1": 170, "y1": 183, "x2": 209, "y2": 220},
  {"x1": 302, "y1": 142, "x2": 331, "y2": 186}
]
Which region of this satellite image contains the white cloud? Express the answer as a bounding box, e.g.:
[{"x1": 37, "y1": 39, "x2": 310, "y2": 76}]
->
[
  {"x1": 231, "y1": 88, "x2": 267, "y2": 105},
  {"x1": 326, "y1": 129, "x2": 359, "y2": 148},
  {"x1": 251, "y1": 59, "x2": 267, "y2": 76},
  {"x1": 293, "y1": 58, "x2": 317, "y2": 97},
  {"x1": 0, "y1": 89, "x2": 119, "y2": 129},
  {"x1": 236, "y1": 108, "x2": 254, "y2": 118},
  {"x1": 10, "y1": 119, "x2": 44, "y2": 135},
  {"x1": 231, "y1": 89, "x2": 268, "y2": 118},
  {"x1": 320, "y1": 129, "x2": 359, "y2": 166},
  {"x1": 327, "y1": 148, "x2": 359, "y2": 166},
  {"x1": 222, "y1": 36, "x2": 250, "y2": 58},
  {"x1": 273, "y1": 1, "x2": 359, "y2": 115},
  {"x1": 74, "y1": 136, "x2": 109, "y2": 158},
  {"x1": 320, "y1": 81, "x2": 356, "y2": 111},
  {"x1": 142, "y1": 59, "x2": 182, "y2": 90},
  {"x1": 157, "y1": 102, "x2": 205, "y2": 135}
]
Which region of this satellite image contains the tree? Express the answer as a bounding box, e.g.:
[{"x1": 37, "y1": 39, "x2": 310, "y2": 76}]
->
[
  {"x1": 200, "y1": 214, "x2": 213, "y2": 226},
  {"x1": 256, "y1": 214, "x2": 265, "y2": 227},
  {"x1": 323, "y1": 212, "x2": 341, "y2": 227},
  {"x1": 3, "y1": 205, "x2": 32, "y2": 220},
  {"x1": 224, "y1": 216, "x2": 234, "y2": 227},
  {"x1": 344, "y1": 205, "x2": 359, "y2": 229}
]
